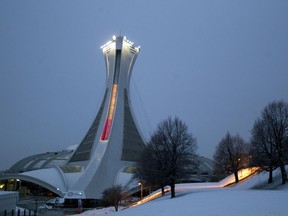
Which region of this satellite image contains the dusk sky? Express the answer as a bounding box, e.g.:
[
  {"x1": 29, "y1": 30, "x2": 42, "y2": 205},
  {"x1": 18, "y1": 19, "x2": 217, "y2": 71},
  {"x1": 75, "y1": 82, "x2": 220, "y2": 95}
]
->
[{"x1": 1, "y1": 0, "x2": 288, "y2": 170}]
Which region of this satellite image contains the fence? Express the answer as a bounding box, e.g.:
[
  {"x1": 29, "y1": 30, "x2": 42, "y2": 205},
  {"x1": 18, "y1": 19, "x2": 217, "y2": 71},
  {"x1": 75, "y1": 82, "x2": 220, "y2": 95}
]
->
[{"x1": 1, "y1": 209, "x2": 36, "y2": 216}]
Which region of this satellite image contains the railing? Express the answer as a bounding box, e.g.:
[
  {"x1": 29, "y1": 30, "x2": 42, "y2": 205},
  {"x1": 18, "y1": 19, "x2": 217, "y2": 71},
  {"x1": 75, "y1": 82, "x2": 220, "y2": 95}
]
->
[{"x1": 1, "y1": 209, "x2": 36, "y2": 216}]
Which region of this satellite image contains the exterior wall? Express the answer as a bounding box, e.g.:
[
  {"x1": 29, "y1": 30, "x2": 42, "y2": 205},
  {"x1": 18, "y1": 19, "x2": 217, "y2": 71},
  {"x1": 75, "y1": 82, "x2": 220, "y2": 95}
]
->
[{"x1": 0, "y1": 191, "x2": 17, "y2": 216}]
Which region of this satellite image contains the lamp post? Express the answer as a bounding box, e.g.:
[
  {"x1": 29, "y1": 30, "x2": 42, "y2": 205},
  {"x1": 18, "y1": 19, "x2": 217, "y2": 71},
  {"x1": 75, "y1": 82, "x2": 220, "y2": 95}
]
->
[
  {"x1": 78, "y1": 192, "x2": 83, "y2": 213},
  {"x1": 138, "y1": 183, "x2": 143, "y2": 200}
]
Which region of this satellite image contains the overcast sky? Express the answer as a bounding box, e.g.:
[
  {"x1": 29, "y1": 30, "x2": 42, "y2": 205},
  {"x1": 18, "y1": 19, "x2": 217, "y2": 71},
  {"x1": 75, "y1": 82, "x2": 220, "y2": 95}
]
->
[{"x1": 1, "y1": 0, "x2": 288, "y2": 170}]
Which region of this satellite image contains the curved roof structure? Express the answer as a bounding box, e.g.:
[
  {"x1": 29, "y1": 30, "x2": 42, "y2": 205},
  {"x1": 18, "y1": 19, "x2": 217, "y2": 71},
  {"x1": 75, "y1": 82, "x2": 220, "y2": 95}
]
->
[
  {"x1": 8, "y1": 150, "x2": 73, "y2": 173},
  {"x1": 2, "y1": 147, "x2": 215, "y2": 195},
  {"x1": 0, "y1": 168, "x2": 67, "y2": 197},
  {"x1": 6, "y1": 150, "x2": 214, "y2": 179}
]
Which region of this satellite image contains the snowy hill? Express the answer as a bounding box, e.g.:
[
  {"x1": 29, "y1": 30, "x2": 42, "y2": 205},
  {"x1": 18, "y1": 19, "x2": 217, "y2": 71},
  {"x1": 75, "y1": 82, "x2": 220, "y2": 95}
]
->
[{"x1": 71, "y1": 168, "x2": 288, "y2": 216}]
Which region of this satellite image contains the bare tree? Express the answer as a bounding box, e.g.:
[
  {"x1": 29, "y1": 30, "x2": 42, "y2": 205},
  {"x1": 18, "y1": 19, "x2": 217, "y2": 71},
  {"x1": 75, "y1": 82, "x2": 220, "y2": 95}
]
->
[
  {"x1": 136, "y1": 117, "x2": 198, "y2": 198},
  {"x1": 135, "y1": 140, "x2": 168, "y2": 196},
  {"x1": 250, "y1": 100, "x2": 288, "y2": 184},
  {"x1": 213, "y1": 132, "x2": 249, "y2": 183},
  {"x1": 250, "y1": 119, "x2": 278, "y2": 183},
  {"x1": 102, "y1": 185, "x2": 126, "y2": 212}
]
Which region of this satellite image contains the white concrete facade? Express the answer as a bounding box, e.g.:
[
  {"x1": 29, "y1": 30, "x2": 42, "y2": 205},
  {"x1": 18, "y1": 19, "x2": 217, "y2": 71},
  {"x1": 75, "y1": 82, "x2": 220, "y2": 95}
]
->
[{"x1": 64, "y1": 36, "x2": 145, "y2": 199}]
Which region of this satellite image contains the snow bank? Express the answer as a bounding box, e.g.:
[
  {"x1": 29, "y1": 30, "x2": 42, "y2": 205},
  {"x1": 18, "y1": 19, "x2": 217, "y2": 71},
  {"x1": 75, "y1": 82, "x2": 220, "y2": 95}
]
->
[{"x1": 70, "y1": 168, "x2": 288, "y2": 216}]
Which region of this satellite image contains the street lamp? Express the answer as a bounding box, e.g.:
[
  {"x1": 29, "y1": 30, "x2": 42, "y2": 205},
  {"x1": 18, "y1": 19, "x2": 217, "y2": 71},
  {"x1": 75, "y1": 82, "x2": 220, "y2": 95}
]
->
[
  {"x1": 78, "y1": 192, "x2": 83, "y2": 213},
  {"x1": 138, "y1": 183, "x2": 143, "y2": 200}
]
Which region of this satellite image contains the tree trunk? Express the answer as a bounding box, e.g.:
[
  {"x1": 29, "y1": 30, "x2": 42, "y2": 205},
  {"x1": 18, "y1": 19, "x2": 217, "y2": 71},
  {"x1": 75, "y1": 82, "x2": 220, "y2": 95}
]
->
[
  {"x1": 114, "y1": 204, "x2": 118, "y2": 212},
  {"x1": 234, "y1": 171, "x2": 239, "y2": 183},
  {"x1": 268, "y1": 158, "x2": 273, "y2": 184},
  {"x1": 279, "y1": 163, "x2": 287, "y2": 184},
  {"x1": 170, "y1": 181, "x2": 175, "y2": 198},
  {"x1": 268, "y1": 165, "x2": 273, "y2": 183},
  {"x1": 161, "y1": 183, "x2": 165, "y2": 196},
  {"x1": 278, "y1": 149, "x2": 287, "y2": 184}
]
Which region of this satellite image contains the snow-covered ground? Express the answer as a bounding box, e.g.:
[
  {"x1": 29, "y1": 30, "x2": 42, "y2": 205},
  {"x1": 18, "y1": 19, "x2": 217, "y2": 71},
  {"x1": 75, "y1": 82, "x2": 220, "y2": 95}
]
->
[{"x1": 70, "y1": 169, "x2": 288, "y2": 216}]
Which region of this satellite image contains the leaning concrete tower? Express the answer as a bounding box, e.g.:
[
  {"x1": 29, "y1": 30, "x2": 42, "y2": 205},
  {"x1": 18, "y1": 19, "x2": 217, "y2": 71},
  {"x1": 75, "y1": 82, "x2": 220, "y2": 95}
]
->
[{"x1": 65, "y1": 36, "x2": 145, "y2": 199}]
